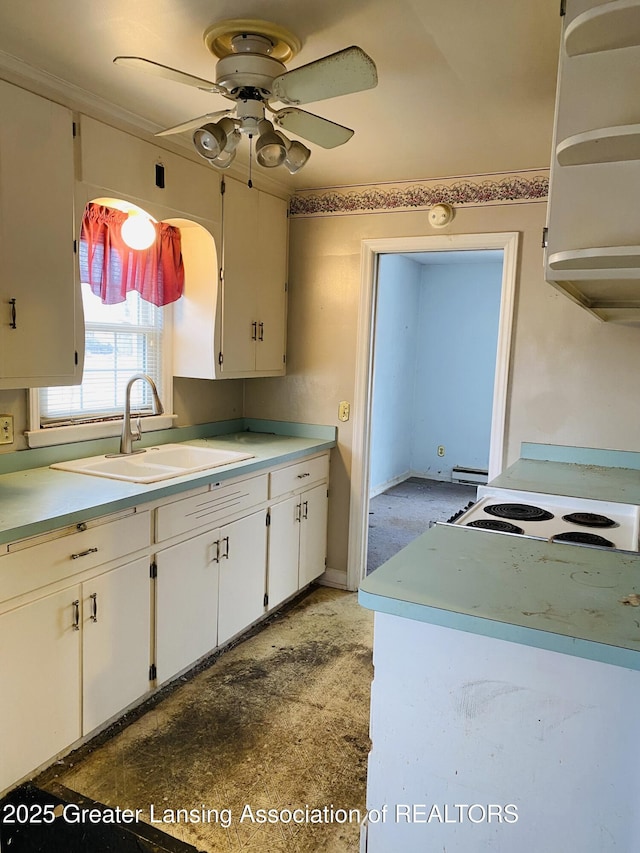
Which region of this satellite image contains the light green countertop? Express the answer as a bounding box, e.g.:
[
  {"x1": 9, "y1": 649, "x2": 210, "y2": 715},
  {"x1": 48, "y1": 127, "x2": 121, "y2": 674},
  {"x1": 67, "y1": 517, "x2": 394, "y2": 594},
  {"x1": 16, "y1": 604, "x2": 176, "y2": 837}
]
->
[
  {"x1": 0, "y1": 421, "x2": 336, "y2": 545},
  {"x1": 490, "y1": 458, "x2": 640, "y2": 505},
  {"x1": 360, "y1": 524, "x2": 640, "y2": 670}
]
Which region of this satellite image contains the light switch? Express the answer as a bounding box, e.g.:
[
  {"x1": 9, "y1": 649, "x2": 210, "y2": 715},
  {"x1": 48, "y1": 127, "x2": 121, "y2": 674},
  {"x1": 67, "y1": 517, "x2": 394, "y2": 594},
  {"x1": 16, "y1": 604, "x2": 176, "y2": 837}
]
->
[
  {"x1": 338, "y1": 401, "x2": 350, "y2": 422},
  {"x1": 0, "y1": 415, "x2": 14, "y2": 445}
]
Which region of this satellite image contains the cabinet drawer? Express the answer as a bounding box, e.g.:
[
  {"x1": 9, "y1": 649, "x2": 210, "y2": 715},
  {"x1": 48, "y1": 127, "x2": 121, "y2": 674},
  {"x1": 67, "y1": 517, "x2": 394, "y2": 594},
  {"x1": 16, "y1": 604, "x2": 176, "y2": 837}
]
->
[
  {"x1": 0, "y1": 511, "x2": 150, "y2": 605},
  {"x1": 156, "y1": 474, "x2": 268, "y2": 542},
  {"x1": 269, "y1": 454, "x2": 329, "y2": 499}
]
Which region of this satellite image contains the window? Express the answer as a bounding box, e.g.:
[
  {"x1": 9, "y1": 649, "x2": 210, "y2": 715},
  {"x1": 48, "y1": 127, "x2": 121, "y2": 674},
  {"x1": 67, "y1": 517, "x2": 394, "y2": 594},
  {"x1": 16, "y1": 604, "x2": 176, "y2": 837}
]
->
[{"x1": 27, "y1": 199, "x2": 179, "y2": 447}]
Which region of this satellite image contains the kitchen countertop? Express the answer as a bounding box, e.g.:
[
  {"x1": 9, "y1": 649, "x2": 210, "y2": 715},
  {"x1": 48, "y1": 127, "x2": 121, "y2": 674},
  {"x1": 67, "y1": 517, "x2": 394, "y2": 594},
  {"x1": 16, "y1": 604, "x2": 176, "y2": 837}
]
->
[
  {"x1": 0, "y1": 424, "x2": 336, "y2": 545},
  {"x1": 490, "y1": 458, "x2": 640, "y2": 505},
  {"x1": 359, "y1": 523, "x2": 640, "y2": 670}
]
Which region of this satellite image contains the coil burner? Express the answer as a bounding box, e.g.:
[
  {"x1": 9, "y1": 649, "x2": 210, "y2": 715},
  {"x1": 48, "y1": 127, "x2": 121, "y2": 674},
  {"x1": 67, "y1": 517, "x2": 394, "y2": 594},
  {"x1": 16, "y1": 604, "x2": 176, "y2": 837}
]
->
[
  {"x1": 561, "y1": 512, "x2": 616, "y2": 528},
  {"x1": 466, "y1": 519, "x2": 525, "y2": 534},
  {"x1": 552, "y1": 531, "x2": 614, "y2": 548},
  {"x1": 483, "y1": 503, "x2": 554, "y2": 522}
]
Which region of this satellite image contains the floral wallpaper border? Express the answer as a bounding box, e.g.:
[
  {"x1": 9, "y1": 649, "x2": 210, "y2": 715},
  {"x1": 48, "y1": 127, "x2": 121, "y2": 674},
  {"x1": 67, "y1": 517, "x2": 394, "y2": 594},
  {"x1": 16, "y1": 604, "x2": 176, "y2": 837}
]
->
[{"x1": 289, "y1": 170, "x2": 549, "y2": 217}]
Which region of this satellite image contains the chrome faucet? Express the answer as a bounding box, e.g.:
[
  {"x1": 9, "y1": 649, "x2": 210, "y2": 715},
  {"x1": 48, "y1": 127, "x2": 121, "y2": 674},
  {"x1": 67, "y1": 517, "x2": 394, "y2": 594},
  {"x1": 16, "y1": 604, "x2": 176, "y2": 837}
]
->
[{"x1": 115, "y1": 373, "x2": 164, "y2": 455}]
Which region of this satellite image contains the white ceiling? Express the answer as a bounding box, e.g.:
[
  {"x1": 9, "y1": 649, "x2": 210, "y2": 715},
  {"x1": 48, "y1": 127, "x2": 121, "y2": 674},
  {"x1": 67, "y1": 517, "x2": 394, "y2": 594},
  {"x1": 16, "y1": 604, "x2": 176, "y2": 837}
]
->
[{"x1": 0, "y1": 0, "x2": 562, "y2": 189}]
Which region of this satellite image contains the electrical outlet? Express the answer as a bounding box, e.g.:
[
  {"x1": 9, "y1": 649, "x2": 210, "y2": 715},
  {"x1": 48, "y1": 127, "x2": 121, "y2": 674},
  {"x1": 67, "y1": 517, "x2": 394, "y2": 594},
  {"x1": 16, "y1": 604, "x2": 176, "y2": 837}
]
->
[
  {"x1": 437, "y1": 445, "x2": 445, "y2": 457},
  {"x1": 0, "y1": 415, "x2": 14, "y2": 445}
]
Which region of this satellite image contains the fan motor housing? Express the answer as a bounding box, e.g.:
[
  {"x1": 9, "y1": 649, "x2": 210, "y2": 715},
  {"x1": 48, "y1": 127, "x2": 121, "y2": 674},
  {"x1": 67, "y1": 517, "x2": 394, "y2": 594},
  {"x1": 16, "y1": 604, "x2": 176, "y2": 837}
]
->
[{"x1": 216, "y1": 53, "x2": 286, "y2": 96}]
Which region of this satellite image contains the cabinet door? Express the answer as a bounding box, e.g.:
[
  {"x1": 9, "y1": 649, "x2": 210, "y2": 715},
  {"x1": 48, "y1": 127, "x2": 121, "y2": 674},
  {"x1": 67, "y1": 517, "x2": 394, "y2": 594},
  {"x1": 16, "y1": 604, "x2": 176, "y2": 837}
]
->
[
  {"x1": 82, "y1": 557, "x2": 151, "y2": 735},
  {"x1": 299, "y1": 484, "x2": 329, "y2": 587},
  {"x1": 0, "y1": 81, "x2": 78, "y2": 386},
  {"x1": 255, "y1": 191, "x2": 287, "y2": 372},
  {"x1": 220, "y1": 179, "x2": 259, "y2": 373},
  {"x1": 267, "y1": 496, "x2": 301, "y2": 610},
  {"x1": 155, "y1": 530, "x2": 220, "y2": 685},
  {"x1": 0, "y1": 588, "x2": 81, "y2": 792},
  {"x1": 218, "y1": 510, "x2": 267, "y2": 645}
]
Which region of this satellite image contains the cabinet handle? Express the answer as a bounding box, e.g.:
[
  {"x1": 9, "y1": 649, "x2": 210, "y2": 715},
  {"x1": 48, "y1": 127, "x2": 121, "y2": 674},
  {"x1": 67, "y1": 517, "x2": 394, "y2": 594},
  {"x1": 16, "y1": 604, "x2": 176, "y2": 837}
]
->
[
  {"x1": 71, "y1": 547, "x2": 98, "y2": 560},
  {"x1": 258, "y1": 321, "x2": 264, "y2": 341},
  {"x1": 222, "y1": 536, "x2": 230, "y2": 559},
  {"x1": 295, "y1": 502, "x2": 302, "y2": 523},
  {"x1": 251, "y1": 321, "x2": 257, "y2": 341},
  {"x1": 302, "y1": 500, "x2": 308, "y2": 520},
  {"x1": 210, "y1": 539, "x2": 220, "y2": 563},
  {"x1": 89, "y1": 592, "x2": 98, "y2": 623},
  {"x1": 297, "y1": 472, "x2": 310, "y2": 479},
  {"x1": 72, "y1": 599, "x2": 80, "y2": 631},
  {"x1": 9, "y1": 298, "x2": 16, "y2": 329}
]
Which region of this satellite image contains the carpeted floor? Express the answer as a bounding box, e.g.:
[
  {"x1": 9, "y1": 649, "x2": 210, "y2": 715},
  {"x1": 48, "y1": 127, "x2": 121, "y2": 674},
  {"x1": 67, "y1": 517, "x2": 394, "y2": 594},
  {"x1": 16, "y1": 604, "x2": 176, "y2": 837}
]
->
[
  {"x1": 36, "y1": 587, "x2": 373, "y2": 853},
  {"x1": 367, "y1": 477, "x2": 476, "y2": 573}
]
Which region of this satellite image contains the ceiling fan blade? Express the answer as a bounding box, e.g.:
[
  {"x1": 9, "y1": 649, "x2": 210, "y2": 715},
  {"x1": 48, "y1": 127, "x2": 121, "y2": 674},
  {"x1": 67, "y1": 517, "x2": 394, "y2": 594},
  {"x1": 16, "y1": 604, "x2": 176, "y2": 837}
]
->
[
  {"x1": 272, "y1": 108, "x2": 353, "y2": 149},
  {"x1": 271, "y1": 46, "x2": 377, "y2": 106},
  {"x1": 155, "y1": 111, "x2": 234, "y2": 137},
  {"x1": 113, "y1": 56, "x2": 226, "y2": 94}
]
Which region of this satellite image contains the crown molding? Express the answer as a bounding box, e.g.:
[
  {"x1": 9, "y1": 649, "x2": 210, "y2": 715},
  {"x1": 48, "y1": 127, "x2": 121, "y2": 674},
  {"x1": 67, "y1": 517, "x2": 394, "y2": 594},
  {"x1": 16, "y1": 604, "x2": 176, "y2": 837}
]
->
[{"x1": 0, "y1": 49, "x2": 292, "y2": 200}]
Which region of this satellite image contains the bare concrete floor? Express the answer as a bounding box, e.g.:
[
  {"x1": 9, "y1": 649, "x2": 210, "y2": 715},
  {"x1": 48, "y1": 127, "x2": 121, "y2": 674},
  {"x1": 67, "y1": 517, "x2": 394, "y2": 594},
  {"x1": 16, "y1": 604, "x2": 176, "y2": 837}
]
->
[{"x1": 42, "y1": 587, "x2": 373, "y2": 853}]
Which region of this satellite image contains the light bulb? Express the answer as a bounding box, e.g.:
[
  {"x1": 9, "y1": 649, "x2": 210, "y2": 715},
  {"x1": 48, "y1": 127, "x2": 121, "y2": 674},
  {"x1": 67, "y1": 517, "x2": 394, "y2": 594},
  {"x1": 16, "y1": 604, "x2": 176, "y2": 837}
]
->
[{"x1": 121, "y1": 213, "x2": 156, "y2": 250}]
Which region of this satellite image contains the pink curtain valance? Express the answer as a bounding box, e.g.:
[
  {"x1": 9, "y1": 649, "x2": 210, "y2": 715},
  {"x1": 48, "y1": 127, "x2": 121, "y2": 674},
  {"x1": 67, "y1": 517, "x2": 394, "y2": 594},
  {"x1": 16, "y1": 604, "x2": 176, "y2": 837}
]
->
[{"x1": 79, "y1": 202, "x2": 184, "y2": 307}]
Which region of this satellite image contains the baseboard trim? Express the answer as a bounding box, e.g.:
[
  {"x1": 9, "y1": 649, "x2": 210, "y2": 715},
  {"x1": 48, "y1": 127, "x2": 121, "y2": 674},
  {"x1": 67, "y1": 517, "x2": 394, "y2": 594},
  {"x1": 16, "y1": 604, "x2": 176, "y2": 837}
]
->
[
  {"x1": 369, "y1": 472, "x2": 411, "y2": 499},
  {"x1": 319, "y1": 568, "x2": 348, "y2": 590}
]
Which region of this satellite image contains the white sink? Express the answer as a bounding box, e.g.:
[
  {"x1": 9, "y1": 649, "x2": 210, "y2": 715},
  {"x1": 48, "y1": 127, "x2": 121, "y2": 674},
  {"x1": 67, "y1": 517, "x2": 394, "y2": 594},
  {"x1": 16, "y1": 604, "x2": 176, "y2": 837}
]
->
[{"x1": 50, "y1": 444, "x2": 255, "y2": 483}]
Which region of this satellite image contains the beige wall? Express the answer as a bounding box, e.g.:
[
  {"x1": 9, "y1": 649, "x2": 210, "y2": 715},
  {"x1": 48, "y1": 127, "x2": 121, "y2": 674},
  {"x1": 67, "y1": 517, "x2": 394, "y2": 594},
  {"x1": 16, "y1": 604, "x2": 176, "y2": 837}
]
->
[{"x1": 245, "y1": 198, "x2": 640, "y2": 575}]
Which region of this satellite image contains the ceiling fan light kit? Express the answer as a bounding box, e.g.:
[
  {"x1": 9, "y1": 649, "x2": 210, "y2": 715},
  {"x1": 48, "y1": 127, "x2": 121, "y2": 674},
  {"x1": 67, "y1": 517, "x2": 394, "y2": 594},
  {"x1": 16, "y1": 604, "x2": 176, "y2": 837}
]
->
[{"x1": 114, "y1": 18, "x2": 378, "y2": 179}]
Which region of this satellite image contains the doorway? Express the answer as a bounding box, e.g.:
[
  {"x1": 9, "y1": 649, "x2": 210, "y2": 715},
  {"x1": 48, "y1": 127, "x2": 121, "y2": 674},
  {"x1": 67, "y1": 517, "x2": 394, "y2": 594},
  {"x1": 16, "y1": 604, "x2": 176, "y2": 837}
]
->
[{"x1": 347, "y1": 232, "x2": 519, "y2": 590}]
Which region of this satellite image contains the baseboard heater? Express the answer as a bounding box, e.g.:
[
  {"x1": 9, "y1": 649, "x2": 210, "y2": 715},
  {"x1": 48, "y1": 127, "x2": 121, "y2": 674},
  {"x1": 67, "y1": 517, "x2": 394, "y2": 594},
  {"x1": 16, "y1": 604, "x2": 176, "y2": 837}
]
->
[{"x1": 451, "y1": 466, "x2": 488, "y2": 485}]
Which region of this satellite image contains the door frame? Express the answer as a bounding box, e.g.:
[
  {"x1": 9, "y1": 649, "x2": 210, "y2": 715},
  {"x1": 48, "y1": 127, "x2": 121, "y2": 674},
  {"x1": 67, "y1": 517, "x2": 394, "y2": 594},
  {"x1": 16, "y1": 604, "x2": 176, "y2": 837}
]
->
[{"x1": 347, "y1": 231, "x2": 520, "y2": 590}]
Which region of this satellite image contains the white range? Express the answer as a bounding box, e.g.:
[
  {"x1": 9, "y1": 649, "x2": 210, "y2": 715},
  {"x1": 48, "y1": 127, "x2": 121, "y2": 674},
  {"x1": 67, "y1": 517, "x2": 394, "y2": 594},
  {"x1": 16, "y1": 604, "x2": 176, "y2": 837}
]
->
[{"x1": 450, "y1": 485, "x2": 640, "y2": 552}]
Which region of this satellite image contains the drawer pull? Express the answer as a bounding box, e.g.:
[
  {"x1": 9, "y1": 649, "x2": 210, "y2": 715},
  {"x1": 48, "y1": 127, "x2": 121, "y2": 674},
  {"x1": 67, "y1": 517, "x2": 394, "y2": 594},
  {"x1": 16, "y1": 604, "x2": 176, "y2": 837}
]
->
[
  {"x1": 89, "y1": 592, "x2": 98, "y2": 623},
  {"x1": 71, "y1": 547, "x2": 98, "y2": 560},
  {"x1": 72, "y1": 599, "x2": 80, "y2": 631},
  {"x1": 297, "y1": 472, "x2": 310, "y2": 479}
]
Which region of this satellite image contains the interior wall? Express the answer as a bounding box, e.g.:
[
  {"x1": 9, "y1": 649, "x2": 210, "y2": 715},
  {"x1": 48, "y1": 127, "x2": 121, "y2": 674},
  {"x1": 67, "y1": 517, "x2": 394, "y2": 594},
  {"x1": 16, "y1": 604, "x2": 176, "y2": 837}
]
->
[
  {"x1": 411, "y1": 260, "x2": 503, "y2": 479},
  {"x1": 243, "y1": 197, "x2": 640, "y2": 576},
  {"x1": 369, "y1": 254, "x2": 421, "y2": 494}
]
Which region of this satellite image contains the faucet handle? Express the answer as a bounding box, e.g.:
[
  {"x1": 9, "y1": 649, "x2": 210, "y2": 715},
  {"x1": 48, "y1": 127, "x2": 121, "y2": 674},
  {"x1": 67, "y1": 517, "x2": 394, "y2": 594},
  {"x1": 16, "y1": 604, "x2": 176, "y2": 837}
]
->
[{"x1": 132, "y1": 417, "x2": 142, "y2": 442}]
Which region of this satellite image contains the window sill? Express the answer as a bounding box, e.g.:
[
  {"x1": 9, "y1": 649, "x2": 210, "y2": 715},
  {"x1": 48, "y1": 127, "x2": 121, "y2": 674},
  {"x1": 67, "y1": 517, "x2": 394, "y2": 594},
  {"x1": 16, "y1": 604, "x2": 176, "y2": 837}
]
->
[{"x1": 25, "y1": 414, "x2": 178, "y2": 449}]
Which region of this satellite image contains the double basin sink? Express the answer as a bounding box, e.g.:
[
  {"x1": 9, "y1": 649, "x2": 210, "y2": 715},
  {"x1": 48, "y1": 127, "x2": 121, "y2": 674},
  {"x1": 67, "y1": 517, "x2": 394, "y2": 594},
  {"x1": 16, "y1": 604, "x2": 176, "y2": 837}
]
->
[{"x1": 51, "y1": 443, "x2": 254, "y2": 484}]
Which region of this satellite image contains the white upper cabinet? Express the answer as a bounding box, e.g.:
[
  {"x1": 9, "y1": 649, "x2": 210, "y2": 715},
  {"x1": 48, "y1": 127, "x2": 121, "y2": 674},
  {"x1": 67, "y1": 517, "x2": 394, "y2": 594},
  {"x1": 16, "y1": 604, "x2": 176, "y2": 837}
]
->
[
  {"x1": 78, "y1": 116, "x2": 221, "y2": 222},
  {"x1": 173, "y1": 176, "x2": 289, "y2": 379},
  {"x1": 0, "y1": 80, "x2": 81, "y2": 387},
  {"x1": 544, "y1": 0, "x2": 640, "y2": 323}
]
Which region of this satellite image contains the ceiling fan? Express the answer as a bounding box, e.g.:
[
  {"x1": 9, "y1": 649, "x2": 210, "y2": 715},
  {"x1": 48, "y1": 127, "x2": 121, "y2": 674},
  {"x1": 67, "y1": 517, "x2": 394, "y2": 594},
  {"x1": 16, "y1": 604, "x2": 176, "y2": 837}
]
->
[{"x1": 114, "y1": 18, "x2": 378, "y2": 176}]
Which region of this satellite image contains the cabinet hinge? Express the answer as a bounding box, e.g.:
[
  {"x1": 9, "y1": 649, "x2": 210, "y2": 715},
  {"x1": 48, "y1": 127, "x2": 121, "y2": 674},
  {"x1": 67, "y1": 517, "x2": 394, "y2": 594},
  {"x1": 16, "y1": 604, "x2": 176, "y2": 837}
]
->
[
  {"x1": 283, "y1": 354, "x2": 286, "y2": 364},
  {"x1": 560, "y1": 0, "x2": 566, "y2": 15},
  {"x1": 73, "y1": 239, "x2": 77, "y2": 254},
  {"x1": 263, "y1": 593, "x2": 269, "y2": 607},
  {"x1": 266, "y1": 510, "x2": 271, "y2": 526},
  {"x1": 220, "y1": 178, "x2": 226, "y2": 195},
  {"x1": 72, "y1": 121, "x2": 77, "y2": 137},
  {"x1": 284, "y1": 281, "x2": 288, "y2": 292},
  {"x1": 149, "y1": 663, "x2": 157, "y2": 681},
  {"x1": 541, "y1": 226, "x2": 549, "y2": 249},
  {"x1": 150, "y1": 561, "x2": 157, "y2": 579},
  {"x1": 218, "y1": 351, "x2": 223, "y2": 366},
  {"x1": 74, "y1": 351, "x2": 78, "y2": 366}
]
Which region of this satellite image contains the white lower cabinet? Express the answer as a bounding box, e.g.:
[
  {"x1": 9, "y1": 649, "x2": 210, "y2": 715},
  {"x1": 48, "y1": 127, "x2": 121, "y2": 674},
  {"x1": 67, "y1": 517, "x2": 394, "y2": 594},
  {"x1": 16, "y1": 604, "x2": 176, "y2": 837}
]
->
[
  {"x1": 82, "y1": 557, "x2": 151, "y2": 735},
  {"x1": 217, "y1": 511, "x2": 267, "y2": 646},
  {"x1": 0, "y1": 587, "x2": 81, "y2": 792},
  {"x1": 298, "y1": 483, "x2": 329, "y2": 588},
  {"x1": 267, "y1": 455, "x2": 330, "y2": 609},
  {"x1": 155, "y1": 529, "x2": 220, "y2": 685}
]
